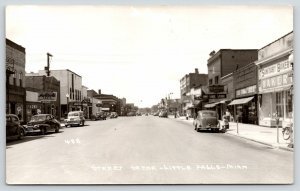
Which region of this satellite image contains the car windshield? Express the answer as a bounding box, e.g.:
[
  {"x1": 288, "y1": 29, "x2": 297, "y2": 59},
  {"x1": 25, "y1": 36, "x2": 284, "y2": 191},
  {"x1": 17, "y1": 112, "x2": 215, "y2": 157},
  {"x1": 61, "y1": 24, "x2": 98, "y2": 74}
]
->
[
  {"x1": 68, "y1": 113, "x2": 79, "y2": 116},
  {"x1": 202, "y1": 112, "x2": 216, "y2": 117},
  {"x1": 31, "y1": 115, "x2": 46, "y2": 121}
]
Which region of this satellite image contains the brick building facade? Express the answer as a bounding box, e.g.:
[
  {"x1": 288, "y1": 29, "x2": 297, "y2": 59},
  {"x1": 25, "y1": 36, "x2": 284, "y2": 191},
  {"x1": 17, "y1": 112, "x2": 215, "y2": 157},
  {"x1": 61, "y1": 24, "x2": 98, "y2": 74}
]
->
[{"x1": 6, "y1": 39, "x2": 26, "y2": 123}]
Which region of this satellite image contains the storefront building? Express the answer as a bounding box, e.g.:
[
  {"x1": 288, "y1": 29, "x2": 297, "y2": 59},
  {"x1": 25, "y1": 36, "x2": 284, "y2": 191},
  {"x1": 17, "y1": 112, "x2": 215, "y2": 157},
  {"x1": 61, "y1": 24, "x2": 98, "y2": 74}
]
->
[
  {"x1": 230, "y1": 62, "x2": 258, "y2": 124},
  {"x1": 6, "y1": 39, "x2": 26, "y2": 123},
  {"x1": 206, "y1": 49, "x2": 258, "y2": 119},
  {"x1": 184, "y1": 85, "x2": 208, "y2": 118},
  {"x1": 180, "y1": 68, "x2": 208, "y2": 115},
  {"x1": 25, "y1": 75, "x2": 61, "y2": 121},
  {"x1": 219, "y1": 73, "x2": 234, "y2": 120},
  {"x1": 25, "y1": 91, "x2": 42, "y2": 122},
  {"x1": 256, "y1": 31, "x2": 293, "y2": 127},
  {"x1": 27, "y1": 69, "x2": 84, "y2": 118},
  {"x1": 87, "y1": 89, "x2": 121, "y2": 115}
]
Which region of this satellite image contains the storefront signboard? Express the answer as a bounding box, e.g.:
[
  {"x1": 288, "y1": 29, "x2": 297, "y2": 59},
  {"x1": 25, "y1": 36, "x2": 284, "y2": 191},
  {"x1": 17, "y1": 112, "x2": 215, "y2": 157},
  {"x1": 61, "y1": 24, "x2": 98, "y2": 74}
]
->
[
  {"x1": 236, "y1": 85, "x2": 257, "y2": 97},
  {"x1": 38, "y1": 92, "x2": 57, "y2": 102},
  {"x1": 209, "y1": 85, "x2": 224, "y2": 93},
  {"x1": 259, "y1": 72, "x2": 293, "y2": 91},
  {"x1": 258, "y1": 59, "x2": 292, "y2": 79}
]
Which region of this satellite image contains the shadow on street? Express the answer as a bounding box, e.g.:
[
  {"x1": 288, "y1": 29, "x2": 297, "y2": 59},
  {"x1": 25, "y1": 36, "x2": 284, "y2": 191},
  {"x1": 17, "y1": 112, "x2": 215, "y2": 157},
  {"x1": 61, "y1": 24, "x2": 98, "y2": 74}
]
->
[{"x1": 6, "y1": 133, "x2": 58, "y2": 148}]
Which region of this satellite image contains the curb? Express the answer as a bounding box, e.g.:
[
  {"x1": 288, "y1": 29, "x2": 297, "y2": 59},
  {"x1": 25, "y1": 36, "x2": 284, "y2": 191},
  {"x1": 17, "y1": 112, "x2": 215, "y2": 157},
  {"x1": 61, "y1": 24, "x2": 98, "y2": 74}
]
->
[
  {"x1": 170, "y1": 117, "x2": 294, "y2": 152},
  {"x1": 225, "y1": 132, "x2": 294, "y2": 152}
]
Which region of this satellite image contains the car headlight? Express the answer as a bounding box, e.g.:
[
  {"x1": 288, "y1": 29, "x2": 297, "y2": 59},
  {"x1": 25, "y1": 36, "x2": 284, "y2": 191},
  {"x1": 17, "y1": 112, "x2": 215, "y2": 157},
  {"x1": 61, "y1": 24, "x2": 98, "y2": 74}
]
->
[{"x1": 34, "y1": 124, "x2": 39, "y2": 128}]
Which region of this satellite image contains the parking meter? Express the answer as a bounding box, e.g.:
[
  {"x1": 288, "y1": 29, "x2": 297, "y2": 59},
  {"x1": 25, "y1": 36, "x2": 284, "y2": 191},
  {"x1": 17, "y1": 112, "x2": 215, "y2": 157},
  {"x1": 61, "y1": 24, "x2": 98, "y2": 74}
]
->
[
  {"x1": 275, "y1": 113, "x2": 280, "y2": 125},
  {"x1": 274, "y1": 112, "x2": 280, "y2": 143}
]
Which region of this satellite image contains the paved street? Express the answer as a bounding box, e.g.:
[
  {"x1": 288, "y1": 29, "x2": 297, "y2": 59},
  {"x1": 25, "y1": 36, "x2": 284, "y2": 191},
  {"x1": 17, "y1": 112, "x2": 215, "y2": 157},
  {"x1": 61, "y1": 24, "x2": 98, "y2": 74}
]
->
[{"x1": 6, "y1": 116, "x2": 293, "y2": 184}]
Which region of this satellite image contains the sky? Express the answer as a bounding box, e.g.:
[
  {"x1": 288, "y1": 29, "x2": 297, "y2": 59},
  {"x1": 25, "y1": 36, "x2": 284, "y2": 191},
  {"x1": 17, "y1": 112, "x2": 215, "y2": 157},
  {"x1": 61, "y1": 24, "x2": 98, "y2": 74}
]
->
[{"x1": 5, "y1": 5, "x2": 293, "y2": 108}]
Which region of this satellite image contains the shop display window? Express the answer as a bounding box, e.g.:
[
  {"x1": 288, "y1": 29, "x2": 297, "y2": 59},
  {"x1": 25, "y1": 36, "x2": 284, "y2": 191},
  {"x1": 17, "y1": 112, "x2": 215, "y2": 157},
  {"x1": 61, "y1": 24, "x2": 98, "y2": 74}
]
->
[{"x1": 285, "y1": 90, "x2": 293, "y2": 118}]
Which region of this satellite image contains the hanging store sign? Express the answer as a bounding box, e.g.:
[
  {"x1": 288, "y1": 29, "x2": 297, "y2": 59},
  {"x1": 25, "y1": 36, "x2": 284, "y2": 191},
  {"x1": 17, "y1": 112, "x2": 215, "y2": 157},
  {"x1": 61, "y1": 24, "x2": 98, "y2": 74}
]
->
[
  {"x1": 208, "y1": 85, "x2": 224, "y2": 93},
  {"x1": 38, "y1": 92, "x2": 57, "y2": 102},
  {"x1": 202, "y1": 94, "x2": 226, "y2": 100},
  {"x1": 73, "y1": 102, "x2": 82, "y2": 106}
]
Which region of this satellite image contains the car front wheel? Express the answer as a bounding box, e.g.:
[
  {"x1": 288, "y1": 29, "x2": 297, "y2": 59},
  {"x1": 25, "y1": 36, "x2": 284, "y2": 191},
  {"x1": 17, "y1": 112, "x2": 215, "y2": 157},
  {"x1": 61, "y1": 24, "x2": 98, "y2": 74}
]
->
[
  {"x1": 40, "y1": 127, "x2": 46, "y2": 135},
  {"x1": 18, "y1": 129, "x2": 25, "y2": 140},
  {"x1": 55, "y1": 125, "x2": 59, "y2": 133}
]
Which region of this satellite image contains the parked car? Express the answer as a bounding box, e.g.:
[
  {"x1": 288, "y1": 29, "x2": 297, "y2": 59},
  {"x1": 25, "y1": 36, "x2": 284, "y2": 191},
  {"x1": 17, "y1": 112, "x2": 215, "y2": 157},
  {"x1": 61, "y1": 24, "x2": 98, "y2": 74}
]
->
[
  {"x1": 127, "y1": 112, "x2": 136, "y2": 116},
  {"x1": 65, "y1": 111, "x2": 85, "y2": 127},
  {"x1": 6, "y1": 114, "x2": 25, "y2": 140},
  {"x1": 193, "y1": 110, "x2": 220, "y2": 132},
  {"x1": 159, "y1": 111, "x2": 168, "y2": 118},
  {"x1": 91, "y1": 111, "x2": 107, "y2": 121},
  {"x1": 110, "y1": 112, "x2": 118, "y2": 118},
  {"x1": 25, "y1": 114, "x2": 61, "y2": 135},
  {"x1": 153, "y1": 111, "x2": 160, "y2": 116}
]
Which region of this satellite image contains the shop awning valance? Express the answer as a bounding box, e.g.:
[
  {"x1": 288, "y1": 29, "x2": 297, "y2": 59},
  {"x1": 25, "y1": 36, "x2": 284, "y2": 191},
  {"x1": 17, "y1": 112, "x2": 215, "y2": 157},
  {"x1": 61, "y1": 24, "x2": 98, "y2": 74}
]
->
[
  {"x1": 204, "y1": 103, "x2": 217, "y2": 108},
  {"x1": 228, "y1": 97, "x2": 254, "y2": 106}
]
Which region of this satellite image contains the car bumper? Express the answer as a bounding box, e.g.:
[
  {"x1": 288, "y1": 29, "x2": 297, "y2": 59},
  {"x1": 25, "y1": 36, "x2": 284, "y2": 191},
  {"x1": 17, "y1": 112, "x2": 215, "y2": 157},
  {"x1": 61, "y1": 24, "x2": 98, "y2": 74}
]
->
[
  {"x1": 66, "y1": 121, "x2": 81, "y2": 125},
  {"x1": 199, "y1": 125, "x2": 219, "y2": 130},
  {"x1": 24, "y1": 126, "x2": 42, "y2": 134}
]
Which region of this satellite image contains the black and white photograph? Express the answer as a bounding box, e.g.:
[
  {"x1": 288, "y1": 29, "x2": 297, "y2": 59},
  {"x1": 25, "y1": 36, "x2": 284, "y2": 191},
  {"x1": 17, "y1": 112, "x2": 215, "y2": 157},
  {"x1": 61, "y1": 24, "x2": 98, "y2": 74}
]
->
[{"x1": 5, "y1": 4, "x2": 294, "y2": 184}]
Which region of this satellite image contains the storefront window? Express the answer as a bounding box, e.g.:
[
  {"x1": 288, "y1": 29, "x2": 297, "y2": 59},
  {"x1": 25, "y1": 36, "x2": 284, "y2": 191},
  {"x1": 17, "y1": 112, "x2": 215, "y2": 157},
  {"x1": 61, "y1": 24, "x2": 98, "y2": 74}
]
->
[
  {"x1": 285, "y1": 90, "x2": 293, "y2": 118},
  {"x1": 275, "y1": 92, "x2": 284, "y2": 117}
]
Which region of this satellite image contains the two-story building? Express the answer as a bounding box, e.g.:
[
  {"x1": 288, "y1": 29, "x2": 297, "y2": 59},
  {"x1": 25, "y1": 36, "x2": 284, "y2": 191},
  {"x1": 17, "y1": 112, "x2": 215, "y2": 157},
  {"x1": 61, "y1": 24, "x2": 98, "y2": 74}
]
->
[
  {"x1": 6, "y1": 39, "x2": 26, "y2": 123},
  {"x1": 206, "y1": 49, "x2": 258, "y2": 119},
  {"x1": 31, "y1": 69, "x2": 84, "y2": 117},
  {"x1": 87, "y1": 89, "x2": 121, "y2": 116},
  {"x1": 25, "y1": 75, "x2": 61, "y2": 121},
  {"x1": 180, "y1": 68, "x2": 208, "y2": 116}
]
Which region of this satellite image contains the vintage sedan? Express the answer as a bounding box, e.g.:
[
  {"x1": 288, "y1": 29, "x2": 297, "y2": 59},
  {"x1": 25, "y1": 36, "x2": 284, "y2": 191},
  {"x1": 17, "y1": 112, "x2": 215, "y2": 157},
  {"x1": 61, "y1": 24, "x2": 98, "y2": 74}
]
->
[
  {"x1": 6, "y1": 114, "x2": 25, "y2": 140},
  {"x1": 193, "y1": 110, "x2": 220, "y2": 132},
  {"x1": 65, "y1": 111, "x2": 85, "y2": 127},
  {"x1": 110, "y1": 112, "x2": 118, "y2": 118},
  {"x1": 25, "y1": 114, "x2": 61, "y2": 135},
  {"x1": 91, "y1": 111, "x2": 107, "y2": 121}
]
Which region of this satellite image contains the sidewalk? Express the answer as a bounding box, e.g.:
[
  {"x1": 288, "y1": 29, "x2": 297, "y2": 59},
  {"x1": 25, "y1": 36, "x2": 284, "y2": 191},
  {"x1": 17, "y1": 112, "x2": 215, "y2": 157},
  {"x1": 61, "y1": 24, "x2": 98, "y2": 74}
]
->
[{"x1": 170, "y1": 115, "x2": 293, "y2": 152}]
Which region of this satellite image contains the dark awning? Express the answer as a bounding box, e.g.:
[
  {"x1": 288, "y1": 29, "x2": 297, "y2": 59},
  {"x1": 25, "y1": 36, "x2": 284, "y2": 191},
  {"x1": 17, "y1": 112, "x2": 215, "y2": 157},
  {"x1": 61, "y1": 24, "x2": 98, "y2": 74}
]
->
[{"x1": 228, "y1": 97, "x2": 254, "y2": 106}]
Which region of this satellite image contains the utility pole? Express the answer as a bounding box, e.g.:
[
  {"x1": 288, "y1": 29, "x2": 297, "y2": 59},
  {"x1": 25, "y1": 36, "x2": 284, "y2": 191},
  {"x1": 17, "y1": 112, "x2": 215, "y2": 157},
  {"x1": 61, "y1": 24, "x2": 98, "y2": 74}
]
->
[{"x1": 46, "y1": 53, "x2": 53, "y2": 76}]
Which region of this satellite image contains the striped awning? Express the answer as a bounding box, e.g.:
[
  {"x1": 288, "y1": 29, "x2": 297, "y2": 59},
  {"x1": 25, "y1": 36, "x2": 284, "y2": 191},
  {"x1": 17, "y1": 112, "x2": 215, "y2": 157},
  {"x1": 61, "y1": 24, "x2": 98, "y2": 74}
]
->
[{"x1": 228, "y1": 97, "x2": 254, "y2": 106}]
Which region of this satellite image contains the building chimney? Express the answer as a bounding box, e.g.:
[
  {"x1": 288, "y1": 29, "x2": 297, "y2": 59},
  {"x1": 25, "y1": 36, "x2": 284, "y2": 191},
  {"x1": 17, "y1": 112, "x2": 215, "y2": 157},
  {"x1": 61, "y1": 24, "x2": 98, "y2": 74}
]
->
[
  {"x1": 98, "y1": 89, "x2": 101, "y2": 95},
  {"x1": 195, "y1": 68, "x2": 199, "y2": 74}
]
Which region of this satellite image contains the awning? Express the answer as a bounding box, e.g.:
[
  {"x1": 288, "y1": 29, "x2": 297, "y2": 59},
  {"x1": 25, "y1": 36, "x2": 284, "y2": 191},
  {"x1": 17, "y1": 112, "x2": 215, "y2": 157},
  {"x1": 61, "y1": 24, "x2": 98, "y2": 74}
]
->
[
  {"x1": 219, "y1": 99, "x2": 230, "y2": 104},
  {"x1": 204, "y1": 103, "x2": 217, "y2": 108},
  {"x1": 228, "y1": 97, "x2": 254, "y2": 106}
]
